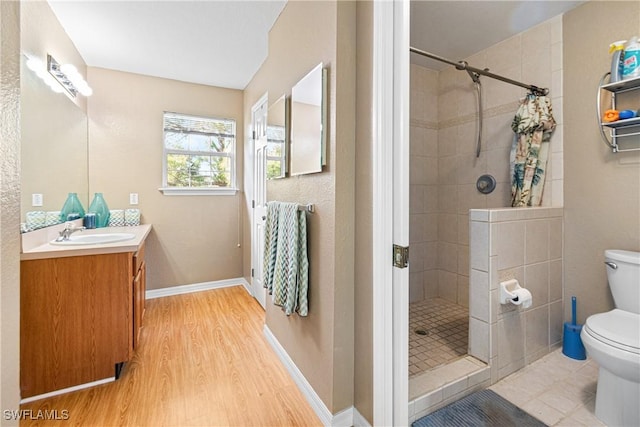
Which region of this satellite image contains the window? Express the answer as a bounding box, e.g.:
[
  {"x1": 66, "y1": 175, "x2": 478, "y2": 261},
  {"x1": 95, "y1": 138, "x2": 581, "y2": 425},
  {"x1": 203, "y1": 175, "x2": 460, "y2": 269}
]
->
[{"x1": 161, "y1": 112, "x2": 236, "y2": 195}]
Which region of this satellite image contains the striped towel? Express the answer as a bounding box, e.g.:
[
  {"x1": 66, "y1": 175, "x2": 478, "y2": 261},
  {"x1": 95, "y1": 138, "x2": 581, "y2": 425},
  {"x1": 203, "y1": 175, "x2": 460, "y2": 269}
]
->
[
  {"x1": 264, "y1": 201, "x2": 309, "y2": 316},
  {"x1": 263, "y1": 202, "x2": 280, "y2": 295}
]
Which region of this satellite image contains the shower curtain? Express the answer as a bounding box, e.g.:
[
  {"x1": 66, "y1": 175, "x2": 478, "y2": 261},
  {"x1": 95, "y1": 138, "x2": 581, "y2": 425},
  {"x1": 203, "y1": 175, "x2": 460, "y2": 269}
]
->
[{"x1": 510, "y1": 94, "x2": 556, "y2": 207}]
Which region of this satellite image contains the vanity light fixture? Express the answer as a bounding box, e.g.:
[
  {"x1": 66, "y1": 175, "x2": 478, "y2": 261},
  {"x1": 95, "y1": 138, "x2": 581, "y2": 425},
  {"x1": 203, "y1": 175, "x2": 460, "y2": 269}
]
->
[
  {"x1": 25, "y1": 54, "x2": 92, "y2": 97},
  {"x1": 47, "y1": 54, "x2": 92, "y2": 97}
]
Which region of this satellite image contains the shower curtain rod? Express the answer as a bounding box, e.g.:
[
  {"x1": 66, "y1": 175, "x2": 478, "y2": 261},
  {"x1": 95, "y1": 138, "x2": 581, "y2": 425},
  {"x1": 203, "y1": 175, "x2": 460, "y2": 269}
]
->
[{"x1": 409, "y1": 46, "x2": 549, "y2": 96}]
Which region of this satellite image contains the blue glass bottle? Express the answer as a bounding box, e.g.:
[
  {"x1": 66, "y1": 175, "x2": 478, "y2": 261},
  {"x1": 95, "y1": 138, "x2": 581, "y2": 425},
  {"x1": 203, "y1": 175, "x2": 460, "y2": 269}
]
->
[
  {"x1": 59, "y1": 193, "x2": 85, "y2": 222},
  {"x1": 88, "y1": 193, "x2": 110, "y2": 228}
]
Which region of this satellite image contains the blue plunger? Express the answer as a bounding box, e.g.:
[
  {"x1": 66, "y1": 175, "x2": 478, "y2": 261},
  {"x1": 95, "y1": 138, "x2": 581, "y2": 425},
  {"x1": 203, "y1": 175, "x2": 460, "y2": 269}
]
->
[{"x1": 562, "y1": 296, "x2": 586, "y2": 360}]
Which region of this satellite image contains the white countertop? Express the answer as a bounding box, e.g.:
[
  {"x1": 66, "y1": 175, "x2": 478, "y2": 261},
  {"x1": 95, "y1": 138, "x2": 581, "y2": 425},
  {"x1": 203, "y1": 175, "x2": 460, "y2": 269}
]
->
[{"x1": 21, "y1": 224, "x2": 152, "y2": 261}]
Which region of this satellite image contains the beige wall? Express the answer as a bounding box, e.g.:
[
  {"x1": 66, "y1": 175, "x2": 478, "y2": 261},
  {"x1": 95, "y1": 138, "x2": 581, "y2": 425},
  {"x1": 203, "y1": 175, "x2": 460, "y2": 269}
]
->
[
  {"x1": 243, "y1": 0, "x2": 356, "y2": 414},
  {"x1": 87, "y1": 68, "x2": 245, "y2": 290},
  {"x1": 564, "y1": 1, "x2": 640, "y2": 323},
  {"x1": 0, "y1": 0, "x2": 21, "y2": 419},
  {"x1": 354, "y1": 1, "x2": 374, "y2": 423}
]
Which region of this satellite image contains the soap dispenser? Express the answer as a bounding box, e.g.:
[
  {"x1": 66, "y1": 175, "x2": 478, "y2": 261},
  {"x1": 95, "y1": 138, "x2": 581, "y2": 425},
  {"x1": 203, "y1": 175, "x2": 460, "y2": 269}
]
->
[
  {"x1": 59, "y1": 192, "x2": 85, "y2": 221},
  {"x1": 88, "y1": 193, "x2": 110, "y2": 228}
]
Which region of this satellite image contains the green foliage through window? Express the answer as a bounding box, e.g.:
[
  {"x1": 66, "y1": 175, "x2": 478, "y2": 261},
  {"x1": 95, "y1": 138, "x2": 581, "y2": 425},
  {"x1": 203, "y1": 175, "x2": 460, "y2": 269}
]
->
[
  {"x1": 163, "y1": 112, "x2": 235, "y2": 188},
  {"x1": 266, "y1": 124, "x2": 285, "y2": 179}
]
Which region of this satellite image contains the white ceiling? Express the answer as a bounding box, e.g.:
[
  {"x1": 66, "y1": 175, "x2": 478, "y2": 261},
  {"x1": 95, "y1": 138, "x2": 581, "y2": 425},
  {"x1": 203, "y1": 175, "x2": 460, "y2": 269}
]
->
[
  {"x1": 47, "y1": 0, "x2": 286, "y2": 90},
  {"x1": 48, "y1": 1, "x2": 584, "y2": 90},
  {"x1": 410, "y1": 1, "x2": 584, "y2": 70}
]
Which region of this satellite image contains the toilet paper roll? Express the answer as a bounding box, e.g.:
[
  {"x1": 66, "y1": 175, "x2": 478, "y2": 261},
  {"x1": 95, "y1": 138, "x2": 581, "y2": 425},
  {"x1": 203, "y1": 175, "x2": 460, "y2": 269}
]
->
[
  {"x1": 500, "y1": 278, "x2": 519, "y2": 289},
  {"x1": 510, "y1": 288, "x2": 532, "y2": 309}
]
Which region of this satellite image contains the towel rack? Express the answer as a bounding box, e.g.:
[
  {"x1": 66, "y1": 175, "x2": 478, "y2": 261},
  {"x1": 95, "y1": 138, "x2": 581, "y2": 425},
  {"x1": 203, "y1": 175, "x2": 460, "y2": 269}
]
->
[{"x1": 298, "y1": 204, "x2": 315, "y2": 213}]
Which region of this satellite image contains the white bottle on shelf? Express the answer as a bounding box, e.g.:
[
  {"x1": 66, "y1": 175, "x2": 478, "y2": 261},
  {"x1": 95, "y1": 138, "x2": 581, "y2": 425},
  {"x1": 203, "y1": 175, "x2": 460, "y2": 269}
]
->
[{"x1": 622, "y1": 36, "x2": 640, "y2": 80}]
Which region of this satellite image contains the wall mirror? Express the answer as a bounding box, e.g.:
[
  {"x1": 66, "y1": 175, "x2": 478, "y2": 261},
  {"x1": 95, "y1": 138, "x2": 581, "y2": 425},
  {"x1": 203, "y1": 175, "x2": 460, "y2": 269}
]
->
[
  {"x1": 266, "y1": 95, "x2": 288, "y2": 180},
  {"x1": 20, "y1": 54, "x2": 88, "y2": 232},
  {"x1": 290, "y1": 62, "x2": 327, "y2": 176}
]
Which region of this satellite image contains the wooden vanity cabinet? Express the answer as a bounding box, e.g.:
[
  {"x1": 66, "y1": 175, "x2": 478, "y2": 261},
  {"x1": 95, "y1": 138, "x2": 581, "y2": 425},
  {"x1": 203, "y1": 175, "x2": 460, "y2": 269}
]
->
[
  {"x1": 133, "y1": 242, "x2": 146, "y2": 349},
  {"x1": 20, "y1": 246, "x2": 146, "y2": 398}
]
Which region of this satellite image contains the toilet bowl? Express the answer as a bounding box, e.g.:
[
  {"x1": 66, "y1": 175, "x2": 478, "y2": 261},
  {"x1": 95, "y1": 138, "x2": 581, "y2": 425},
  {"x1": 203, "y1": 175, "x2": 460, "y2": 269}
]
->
[{"x1": 581, "y1": 249, "x2": 640, "y2": 427}]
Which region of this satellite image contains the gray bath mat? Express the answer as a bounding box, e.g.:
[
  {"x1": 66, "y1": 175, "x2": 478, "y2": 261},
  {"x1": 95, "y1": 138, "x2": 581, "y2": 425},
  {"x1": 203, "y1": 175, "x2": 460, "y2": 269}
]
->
[{"x1": 412, "y1": 389, "x2": 547, "y2": 427}]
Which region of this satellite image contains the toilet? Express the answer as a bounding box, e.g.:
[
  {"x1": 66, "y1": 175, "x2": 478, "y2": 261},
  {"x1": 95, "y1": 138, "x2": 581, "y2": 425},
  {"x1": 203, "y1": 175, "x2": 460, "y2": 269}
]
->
[{"x1": 581, "y1": 249, "x2": 640, "y2": 427}]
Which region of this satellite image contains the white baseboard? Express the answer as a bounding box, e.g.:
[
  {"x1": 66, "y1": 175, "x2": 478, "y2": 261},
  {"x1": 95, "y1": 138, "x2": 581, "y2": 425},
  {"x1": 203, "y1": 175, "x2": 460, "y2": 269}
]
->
[
  {"x1": 352, "y1": 407, "x2": 372, "y2": 427},
  {"x1": 332, "y1": 407, "x2": 355, "y2": 427},
  {"x1": 20, "y1": 377, "x2": 114, "y2": 404},
  {"x1": 146, "y1": 277, "x2": 251, "y2": 300},
  {"x1": 263, "y1": 325, "x2": 356, "y2": 427}
]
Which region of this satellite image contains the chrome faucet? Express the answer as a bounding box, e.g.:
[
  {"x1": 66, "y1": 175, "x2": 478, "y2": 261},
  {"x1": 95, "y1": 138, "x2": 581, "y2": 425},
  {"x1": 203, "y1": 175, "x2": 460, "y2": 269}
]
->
[{"x1": 55, "y1": 222, "x2": 86, "y2": 242}]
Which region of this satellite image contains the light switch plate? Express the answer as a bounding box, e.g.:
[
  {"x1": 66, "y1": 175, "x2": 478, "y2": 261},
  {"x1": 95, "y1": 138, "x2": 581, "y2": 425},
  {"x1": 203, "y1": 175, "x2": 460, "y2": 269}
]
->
[
  {"x1": 129, "y1": 193, "x2": 139, "y2": 205},
  {"x1": 32, "y1": 193, "x2": 43, "y2": 207}
]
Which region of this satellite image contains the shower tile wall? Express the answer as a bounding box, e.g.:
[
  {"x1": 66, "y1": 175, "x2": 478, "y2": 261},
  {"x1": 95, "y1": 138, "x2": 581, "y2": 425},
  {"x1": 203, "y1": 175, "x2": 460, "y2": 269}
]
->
[
  {"x1": 410, "y1": 15, "x2": 564, "y2": 306},
  {"x1": 409, "y1": 64, "x2": 439, "y2": 303},
  {"x1": 469, "y1": 207, "x2": 564, "y2": 382}
]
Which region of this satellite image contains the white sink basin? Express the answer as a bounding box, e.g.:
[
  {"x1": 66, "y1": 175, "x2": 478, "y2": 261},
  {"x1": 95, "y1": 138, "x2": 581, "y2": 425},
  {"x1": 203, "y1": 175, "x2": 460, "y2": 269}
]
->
[{"x1": 51, "y1": 232, "x2": 136, "y2": 246}]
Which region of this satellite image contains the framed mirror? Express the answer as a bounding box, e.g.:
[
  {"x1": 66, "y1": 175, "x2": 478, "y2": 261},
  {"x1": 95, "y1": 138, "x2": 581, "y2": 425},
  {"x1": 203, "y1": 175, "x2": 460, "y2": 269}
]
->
[
  {"x1": 266, "y1": 95, "x2": 287, "y2": 180},
  {"x1": 20, "y1": 54, "x2": 88, "y2": 232},
  {"x1": 290, "y1": 62, "x2": 327, "y2": 176}
]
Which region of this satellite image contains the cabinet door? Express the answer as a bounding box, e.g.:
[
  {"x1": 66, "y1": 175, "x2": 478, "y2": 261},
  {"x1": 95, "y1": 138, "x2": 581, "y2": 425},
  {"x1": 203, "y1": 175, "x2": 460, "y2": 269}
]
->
[
  {"x1": 133, "y1": 261, "x2": 146, "y2": 349},
  {"x1": 20, "y1": 253, "x2": 132, "y2": 398}
]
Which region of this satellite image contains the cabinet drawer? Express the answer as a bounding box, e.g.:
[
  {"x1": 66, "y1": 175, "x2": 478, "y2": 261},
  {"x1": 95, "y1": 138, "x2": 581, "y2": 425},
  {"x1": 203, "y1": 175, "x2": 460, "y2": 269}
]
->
[{"x1": 133, "y1": 241, "x2": 145, "y2": 274}]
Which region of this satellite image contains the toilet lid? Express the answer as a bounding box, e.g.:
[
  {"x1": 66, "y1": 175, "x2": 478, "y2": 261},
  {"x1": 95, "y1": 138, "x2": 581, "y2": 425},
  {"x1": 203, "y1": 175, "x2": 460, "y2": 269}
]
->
[{"x1": 585, "y1": 309, "x2": 640, "y2": 354}]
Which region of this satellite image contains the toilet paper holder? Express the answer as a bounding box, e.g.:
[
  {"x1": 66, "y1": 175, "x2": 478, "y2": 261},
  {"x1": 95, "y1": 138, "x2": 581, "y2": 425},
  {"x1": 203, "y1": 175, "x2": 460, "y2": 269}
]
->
[{"x1": 499, "y1": 279, "x2": 532, "y2": 307}]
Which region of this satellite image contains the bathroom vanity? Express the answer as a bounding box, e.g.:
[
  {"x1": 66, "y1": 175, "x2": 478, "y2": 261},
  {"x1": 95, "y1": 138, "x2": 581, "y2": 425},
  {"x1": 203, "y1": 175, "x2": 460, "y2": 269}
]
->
[{"x1": 20, "y1": 224, "x2": 151, "y2": 399}]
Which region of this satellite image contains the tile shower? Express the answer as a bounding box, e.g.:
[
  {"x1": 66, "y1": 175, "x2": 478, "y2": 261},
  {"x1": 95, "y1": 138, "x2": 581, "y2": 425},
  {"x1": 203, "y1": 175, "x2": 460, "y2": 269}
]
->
[{"x1": 408, "y1": 14, "x2": 565, "y2": 407}]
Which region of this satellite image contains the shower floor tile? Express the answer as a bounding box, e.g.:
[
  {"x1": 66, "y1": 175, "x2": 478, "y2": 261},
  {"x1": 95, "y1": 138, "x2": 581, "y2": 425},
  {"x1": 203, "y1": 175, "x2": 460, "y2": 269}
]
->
[{"x1": 409, "y1": 298, "x2": 469, "y2": 378}]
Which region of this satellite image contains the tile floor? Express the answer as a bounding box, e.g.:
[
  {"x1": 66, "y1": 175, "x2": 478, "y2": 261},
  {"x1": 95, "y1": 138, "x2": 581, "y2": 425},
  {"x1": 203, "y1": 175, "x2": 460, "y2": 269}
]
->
[
  {"x1": 409, "y1": 298, "x2": 603, "y2": 426},
  {"x1": 490, "y1": 349, "x2": 604, "y2": 426},
  {"x1": 409, "y1": 298, "x2": 469, "y2": 378}
]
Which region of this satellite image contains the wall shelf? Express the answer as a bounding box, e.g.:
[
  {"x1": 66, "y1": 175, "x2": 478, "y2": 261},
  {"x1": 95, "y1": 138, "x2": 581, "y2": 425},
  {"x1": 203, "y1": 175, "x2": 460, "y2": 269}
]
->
[
  {"x1": 602, "y1": 116, "x2": 640, "y2": 129},
  {"x1": 597, "y1": 74, "x2": 640, "y2": 153}
]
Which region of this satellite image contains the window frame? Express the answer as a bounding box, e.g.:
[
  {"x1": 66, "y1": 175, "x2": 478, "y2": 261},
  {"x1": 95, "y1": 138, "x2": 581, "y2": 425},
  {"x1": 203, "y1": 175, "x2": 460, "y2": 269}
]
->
[{"x1": 159, "y1": 111, "x2": 237, "y2": 196}]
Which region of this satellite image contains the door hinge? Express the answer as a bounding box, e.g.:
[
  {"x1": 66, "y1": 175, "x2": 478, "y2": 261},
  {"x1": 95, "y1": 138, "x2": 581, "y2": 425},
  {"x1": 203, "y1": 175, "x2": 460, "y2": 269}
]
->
[
  {"x1": 252, "y1": 199, "x2": 255, "y2": 209},
  {"x1": 251, "y1": 268, "x2": 254, "y2": 278},
  {"x1": 393, "y1": 244, "x2": 409, "y2": 268},
  {"x1": 252, "y1": 130, "x2": 256, "y2": 140}
]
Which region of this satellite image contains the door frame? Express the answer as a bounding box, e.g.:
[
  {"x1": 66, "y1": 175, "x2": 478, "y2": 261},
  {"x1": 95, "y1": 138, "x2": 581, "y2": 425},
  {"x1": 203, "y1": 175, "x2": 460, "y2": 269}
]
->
[
  {"x1": 250, "y1": 92, "x2": 269, "y2": 309},
  {"x1": 372, "y1": 0, "x2": 409, "y2": 425}
]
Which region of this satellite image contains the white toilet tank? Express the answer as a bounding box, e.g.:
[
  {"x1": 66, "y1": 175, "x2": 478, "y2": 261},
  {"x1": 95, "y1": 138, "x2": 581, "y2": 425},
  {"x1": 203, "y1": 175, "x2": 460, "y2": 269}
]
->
[{"x1": 605, "y1": 249, "x2": 640, "y2": 314}]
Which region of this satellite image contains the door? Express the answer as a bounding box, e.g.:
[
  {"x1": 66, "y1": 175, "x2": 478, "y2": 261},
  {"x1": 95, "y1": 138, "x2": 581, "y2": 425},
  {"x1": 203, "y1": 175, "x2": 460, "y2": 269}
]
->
[{"x1": 251, "y1": 94, "x2": 269, "y2": 309}]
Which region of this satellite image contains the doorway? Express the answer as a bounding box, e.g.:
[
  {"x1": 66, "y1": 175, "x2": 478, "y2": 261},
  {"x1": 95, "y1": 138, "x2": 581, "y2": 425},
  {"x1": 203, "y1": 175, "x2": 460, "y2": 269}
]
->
[{"x1": 251, "y1": 93, "x2": 269, "y2": 309}]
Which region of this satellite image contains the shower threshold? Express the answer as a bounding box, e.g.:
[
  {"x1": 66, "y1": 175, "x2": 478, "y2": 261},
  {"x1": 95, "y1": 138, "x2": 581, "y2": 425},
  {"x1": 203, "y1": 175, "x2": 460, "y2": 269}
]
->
[{"x1": 409, "y1": 356, "x2": 490, "y2": 422}]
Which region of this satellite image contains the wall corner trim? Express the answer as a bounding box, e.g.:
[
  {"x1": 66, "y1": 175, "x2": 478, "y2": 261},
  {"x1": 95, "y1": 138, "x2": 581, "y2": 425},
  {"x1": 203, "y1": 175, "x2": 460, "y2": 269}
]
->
[
  {"x1": 263, "y1": 325, "x2": 355, "y2": 427},
  {"x1": 145, "y1": 277, "x2": 251, "y2": 300}
]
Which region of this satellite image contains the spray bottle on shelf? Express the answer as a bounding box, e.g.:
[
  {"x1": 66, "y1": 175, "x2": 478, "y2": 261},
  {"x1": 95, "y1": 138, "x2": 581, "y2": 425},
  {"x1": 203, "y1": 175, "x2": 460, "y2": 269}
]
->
[
  {"x1": 622, "y1": 36, "x2": 640, "y2": 80},
  {"x1": 609, "y1": 40, "x2": 626, "y2": 83}
]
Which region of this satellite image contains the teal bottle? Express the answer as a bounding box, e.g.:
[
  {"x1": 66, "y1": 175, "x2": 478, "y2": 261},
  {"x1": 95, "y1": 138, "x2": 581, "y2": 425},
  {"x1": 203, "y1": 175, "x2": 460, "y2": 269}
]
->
[
  {"x1": 88, "y1": 193, "x2": 110, "y2": 228},
  {"x1": 59, "y1": 193, "x2": 85, "y2": 221}
]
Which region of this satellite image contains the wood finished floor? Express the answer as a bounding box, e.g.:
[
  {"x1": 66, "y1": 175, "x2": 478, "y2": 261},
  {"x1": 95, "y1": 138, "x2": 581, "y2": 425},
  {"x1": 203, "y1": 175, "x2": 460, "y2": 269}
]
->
[{"x1": 20, "y1": 286, "x2": 322, "y2": 427}]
